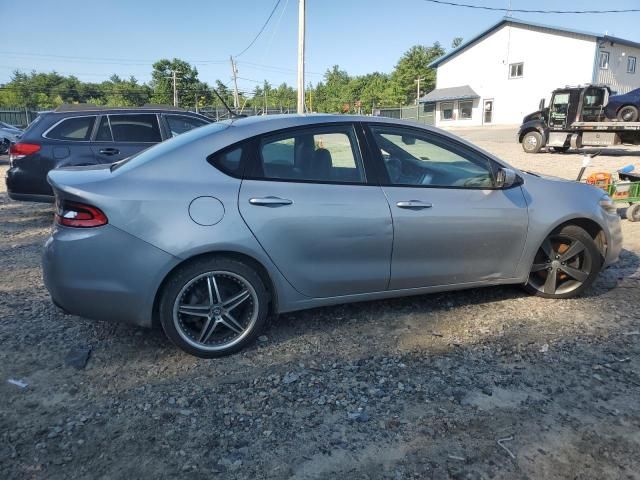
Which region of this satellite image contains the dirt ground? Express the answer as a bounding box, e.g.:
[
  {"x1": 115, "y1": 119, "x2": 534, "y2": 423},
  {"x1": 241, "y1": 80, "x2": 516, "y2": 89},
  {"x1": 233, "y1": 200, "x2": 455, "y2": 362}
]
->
[{"x1": 1, "y1": 129, "x2": 640, "y2": 480}]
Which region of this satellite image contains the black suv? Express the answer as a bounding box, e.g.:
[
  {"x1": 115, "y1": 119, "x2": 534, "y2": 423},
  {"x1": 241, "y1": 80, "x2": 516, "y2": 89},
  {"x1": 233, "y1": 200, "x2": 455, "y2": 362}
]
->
[{"x1": 6, "y1": 105, "x2": 211, "y2": 202}]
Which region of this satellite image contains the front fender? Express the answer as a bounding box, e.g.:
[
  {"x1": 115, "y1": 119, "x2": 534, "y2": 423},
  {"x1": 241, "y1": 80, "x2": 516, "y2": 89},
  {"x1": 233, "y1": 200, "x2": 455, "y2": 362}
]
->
[
  {"x1": 518, "y1": 120, "x2": 547, "y2": 145},
  {"x1": 514, "y1": 175, "x2": 619, "y2": 279}
]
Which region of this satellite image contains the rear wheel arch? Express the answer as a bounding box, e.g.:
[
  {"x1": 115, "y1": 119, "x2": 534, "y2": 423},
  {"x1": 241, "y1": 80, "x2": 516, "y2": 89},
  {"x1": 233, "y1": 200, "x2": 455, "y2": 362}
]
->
[{"x1": 151, "y1": 250, "x2": 278, "y2": 329}]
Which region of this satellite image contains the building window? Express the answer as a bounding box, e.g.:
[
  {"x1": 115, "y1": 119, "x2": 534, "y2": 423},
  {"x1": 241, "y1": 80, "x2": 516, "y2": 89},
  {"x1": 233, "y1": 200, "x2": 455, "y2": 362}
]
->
[
  {"x1": 600, "y1": 51, "x2": 610, "y2": 69},
  {"x1": 458, "y1": 100, "x2": 473, "y2": 119},
  {"x1": 509, "y1": 62, "x2": 523, "y2": 78},
  {"x1": 628, "y1": 56, "x2": 636, "y2": 74},
  {"x1": 440, "y1": 102, "x2": 454, "y2": 120}
]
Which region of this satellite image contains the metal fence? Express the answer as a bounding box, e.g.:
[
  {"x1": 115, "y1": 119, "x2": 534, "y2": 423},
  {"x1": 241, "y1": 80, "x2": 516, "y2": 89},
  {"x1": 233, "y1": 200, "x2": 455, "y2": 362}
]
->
[
  {"x1": 376, "y1": 105, "x2": 435, "y2": 125},
  {"x1": 0, "y1": 108, "x2": 41, "y2": 128},
  {"x1": 198, "y1": 106, "x2": 296, "y2": 120}
]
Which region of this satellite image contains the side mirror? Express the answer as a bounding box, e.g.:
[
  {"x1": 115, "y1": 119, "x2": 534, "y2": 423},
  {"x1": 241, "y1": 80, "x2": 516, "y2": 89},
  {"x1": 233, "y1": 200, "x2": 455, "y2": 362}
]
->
[
  {"x1": 496, "y1": 168, "x2": 518, "y2": 188},
  {"x1": 539, "y1": 98, "x2": 545, "y2": 110}
]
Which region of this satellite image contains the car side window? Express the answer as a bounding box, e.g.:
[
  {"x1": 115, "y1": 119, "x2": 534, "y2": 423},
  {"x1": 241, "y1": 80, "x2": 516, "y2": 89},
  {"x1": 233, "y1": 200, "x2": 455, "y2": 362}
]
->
[
  {"x1": 108, "y1": 114, "x2": 162, "y2": 142},
  {"x1": 254, "y1": 125, "x2": 365, "y2": 183},
  {"x1": 369, "y1": 126, "x2": 494, "y2": 188},
  {"x1": 95, "y1": 116, "x2": 113, "y2": 141},
  {"x1": 46, "y1": 116, "x2": 96, "y2": 141},
  {"x1": 166, "y1": 115, "x2": 209, "y2": 137},
  {"x1": 208, "y1": 144, "x2": 246, "y2": 178}
]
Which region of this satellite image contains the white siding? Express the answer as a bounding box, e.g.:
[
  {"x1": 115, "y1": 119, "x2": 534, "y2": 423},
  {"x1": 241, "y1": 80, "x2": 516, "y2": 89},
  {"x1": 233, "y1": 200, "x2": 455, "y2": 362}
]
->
[
  {"x1": 595, "y1": 42, "x2": 640, "y2": 93},
  {"x1": 435, "y1": 23, "x2": 596, "y2": 126}
]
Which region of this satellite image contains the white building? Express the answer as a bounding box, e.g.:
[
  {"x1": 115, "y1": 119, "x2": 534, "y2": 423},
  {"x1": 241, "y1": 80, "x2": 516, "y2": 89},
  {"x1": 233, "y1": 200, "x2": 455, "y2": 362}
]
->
[{"x1": 422, "y1": 17, "x2": 640, "y2": 127}]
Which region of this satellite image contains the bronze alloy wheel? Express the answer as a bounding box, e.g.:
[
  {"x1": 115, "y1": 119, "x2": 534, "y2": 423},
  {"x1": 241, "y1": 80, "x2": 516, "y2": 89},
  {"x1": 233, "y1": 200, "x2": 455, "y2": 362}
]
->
[{"x1": 525, "y1": 225, "x2": 602, "y2": 299}]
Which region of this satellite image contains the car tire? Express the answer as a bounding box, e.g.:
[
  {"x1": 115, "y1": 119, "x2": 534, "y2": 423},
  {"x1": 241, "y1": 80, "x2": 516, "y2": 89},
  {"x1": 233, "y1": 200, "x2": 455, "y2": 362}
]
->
[
  {"x1": 617, "y1": 105, "x2": 639, "y2": 122},
  {"x1": 524, "y1": 225, "x2": 602, "y2": 299},
  {"x1": 158, "y1": 256, "x2": 269, "y2": 358},
  {"x1": 627, "y1": 204, "x2": 640, "y2": 222},
  {"x1": 522, "y1": 131, "x2": 542, "y2": 154}
]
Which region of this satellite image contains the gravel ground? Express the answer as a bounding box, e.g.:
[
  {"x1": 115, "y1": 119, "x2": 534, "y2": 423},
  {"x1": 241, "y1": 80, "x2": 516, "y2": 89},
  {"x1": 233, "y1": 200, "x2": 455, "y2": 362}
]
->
[{"x1": 1, "y1": 131, "x2": 640, "y2": 480}]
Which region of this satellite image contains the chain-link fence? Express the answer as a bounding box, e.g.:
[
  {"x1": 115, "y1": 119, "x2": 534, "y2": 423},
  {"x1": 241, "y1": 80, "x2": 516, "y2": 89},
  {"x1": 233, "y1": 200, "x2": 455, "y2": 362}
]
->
[
  {"x1": 198, "y1": 106, "x2": 296, "y2": 120},
  {"x1": 0, "y1": 108, "x2": 42, "y2": 128},
  {"x1": 375, "y1": 104, "x2": 435, "y2": 125}
]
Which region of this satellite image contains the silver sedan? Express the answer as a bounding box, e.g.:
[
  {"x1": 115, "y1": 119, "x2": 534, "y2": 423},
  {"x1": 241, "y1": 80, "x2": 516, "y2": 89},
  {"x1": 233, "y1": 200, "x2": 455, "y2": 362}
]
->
[{"x1": 42, "y1": 115, "x2": 622, "y2": 357}]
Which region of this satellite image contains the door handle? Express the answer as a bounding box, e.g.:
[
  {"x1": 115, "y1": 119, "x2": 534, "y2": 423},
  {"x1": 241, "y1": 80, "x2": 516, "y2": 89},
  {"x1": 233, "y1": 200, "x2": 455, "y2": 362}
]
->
[
  {"x1": 396, "y1": 200, "x2": 432, "y2": 209},
  {"x1": 249, "y1": 196, "x2": 293, "y2": 206},
  {"x1": 99, "y1": 148, "x2": 120, "y2": 155}
]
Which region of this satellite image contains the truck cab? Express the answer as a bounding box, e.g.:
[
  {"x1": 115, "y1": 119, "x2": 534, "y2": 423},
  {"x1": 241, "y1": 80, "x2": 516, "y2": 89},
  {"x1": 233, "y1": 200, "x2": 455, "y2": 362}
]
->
[{"x1": 519, "y1": 85, "x2": 615, "y2": 153}]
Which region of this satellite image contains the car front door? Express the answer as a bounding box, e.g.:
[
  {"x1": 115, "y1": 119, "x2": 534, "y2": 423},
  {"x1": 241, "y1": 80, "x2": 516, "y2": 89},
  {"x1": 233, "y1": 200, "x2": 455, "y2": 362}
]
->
[
  {"x1": 238, "y1": 124, "x2": 393, "y2": 298},
  {"x1": 366, "y1": 124, "x2": 529, "y2": 290},
  {"x1": 91, "y1": 113, "x2": 163, "y2": 163}
]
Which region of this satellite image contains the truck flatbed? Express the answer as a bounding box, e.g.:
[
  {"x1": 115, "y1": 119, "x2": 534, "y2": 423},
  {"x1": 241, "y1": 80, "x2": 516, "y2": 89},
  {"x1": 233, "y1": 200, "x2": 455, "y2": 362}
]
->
[{"x1": 570, "y1": 121, "x2": 640, "y2": 131}]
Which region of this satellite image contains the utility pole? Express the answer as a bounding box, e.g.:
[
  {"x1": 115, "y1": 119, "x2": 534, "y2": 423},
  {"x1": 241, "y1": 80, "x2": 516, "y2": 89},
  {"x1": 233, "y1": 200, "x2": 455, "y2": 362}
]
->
[
  {"x1": 165, "y1": 70, "x2": 182, "y2": 107},
  {"x1": 172, "y1": 70, "x2": 178, "y2": 107},
  {"x1": 415, "y1": 76, "x2": 425, "y2": 121},
  {"x1": 264, "y1": 85, "x2": 267, "y2": 115},
  {"x1": 296, "y1": 0, "x2": 306, "y2": 114},
  {"x1": 230, "y1": 56, "x2": 240, "y2": 110},
  {"x1": 414, "y1": 77, "x2": 425, "y2": 105}
]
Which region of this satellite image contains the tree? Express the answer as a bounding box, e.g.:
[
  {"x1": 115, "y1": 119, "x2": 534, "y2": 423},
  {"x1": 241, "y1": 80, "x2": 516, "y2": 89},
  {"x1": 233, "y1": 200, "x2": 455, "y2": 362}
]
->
[
  {"x1": 452, "y1": 37, "x2": 463, "y2": 49},
  {"x1": 390, "y1": 43, "x2": 445, "y2": 104},
  {"x1": 149, "y1": 58, "x2": 201, "y2": 107}
]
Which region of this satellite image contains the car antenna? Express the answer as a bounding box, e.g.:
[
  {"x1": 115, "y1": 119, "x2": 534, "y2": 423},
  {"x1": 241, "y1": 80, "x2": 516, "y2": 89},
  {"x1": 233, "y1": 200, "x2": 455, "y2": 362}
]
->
[{"x1": 211, "y1": 87, "x2": 246, "y2": 119}]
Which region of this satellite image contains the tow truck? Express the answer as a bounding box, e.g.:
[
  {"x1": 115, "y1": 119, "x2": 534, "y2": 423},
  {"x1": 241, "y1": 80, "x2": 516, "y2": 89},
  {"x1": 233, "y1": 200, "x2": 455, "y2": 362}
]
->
[{"x1": 518, "y1": 84, "x2": 640, "y2": 153}]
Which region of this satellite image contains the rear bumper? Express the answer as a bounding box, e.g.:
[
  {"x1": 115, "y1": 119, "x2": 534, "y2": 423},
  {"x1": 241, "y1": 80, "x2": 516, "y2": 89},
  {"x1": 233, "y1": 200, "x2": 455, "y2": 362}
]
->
[
  {"x1": 5, "y1": 165, "x2": 54, "y2": 200},
  {"x1": 43, "y1": 224, "x2": 180, "y2": 328},
  {"x1": 7, "y1": 191, "x2": 54, "y2": 203}
]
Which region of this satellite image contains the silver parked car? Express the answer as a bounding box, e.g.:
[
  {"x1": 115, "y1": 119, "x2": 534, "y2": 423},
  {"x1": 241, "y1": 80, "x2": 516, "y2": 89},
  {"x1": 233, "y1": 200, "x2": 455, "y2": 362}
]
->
[
  {"x1": 0, "y1": 121, "x2": 23, "y2": 154},
  {"x1": 43, "y1": 115, "x2": 622, "y2": 357}
]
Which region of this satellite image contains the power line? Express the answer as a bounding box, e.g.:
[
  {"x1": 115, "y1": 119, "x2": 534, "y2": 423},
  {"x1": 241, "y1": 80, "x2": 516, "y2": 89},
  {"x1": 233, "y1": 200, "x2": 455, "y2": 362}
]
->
[
  {"x1": 0, "y1": 51, "x2": 228, "y2": 66},
  {"x1": 420, "y1": 0, "x2": 640, "y2": 14},
  {"x1": 236, "y1": 60, "x2": 323, "y2": 76},
  {"x1": 235, "y1": 0, "x2": 283, "y2": 57}
]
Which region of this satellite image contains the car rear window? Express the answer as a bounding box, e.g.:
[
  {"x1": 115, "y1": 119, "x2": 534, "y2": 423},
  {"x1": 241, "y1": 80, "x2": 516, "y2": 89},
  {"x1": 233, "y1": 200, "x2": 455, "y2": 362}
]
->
[
  {"x1": 166, "y1": 115, "x2": 209, "y2": 137},
  {"x1": 208, "y1": 144, "x2": 245, "y2": 178},
  {"x1": 46, "y1": 116, "x2": 96, "y2": 141},
  {"x1": 109, "y1": 114, "x2": 161, "y2": 142}
]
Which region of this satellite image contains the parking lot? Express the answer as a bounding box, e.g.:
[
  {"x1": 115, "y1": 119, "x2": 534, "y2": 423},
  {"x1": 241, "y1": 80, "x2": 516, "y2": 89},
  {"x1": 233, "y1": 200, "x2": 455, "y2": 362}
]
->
[{"x1": 1, "y1": 127, "x2": 640, "y2": 479}]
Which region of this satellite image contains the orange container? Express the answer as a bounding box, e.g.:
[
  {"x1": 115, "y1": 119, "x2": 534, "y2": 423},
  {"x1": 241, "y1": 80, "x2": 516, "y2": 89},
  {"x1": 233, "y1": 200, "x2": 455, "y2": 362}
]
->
[{"x1": 586, "y1": 172, "x2": 612, "y2": 189}]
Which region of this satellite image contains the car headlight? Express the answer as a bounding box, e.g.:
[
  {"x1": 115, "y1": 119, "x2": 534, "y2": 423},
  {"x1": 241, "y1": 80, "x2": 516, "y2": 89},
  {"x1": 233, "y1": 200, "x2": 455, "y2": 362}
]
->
[{"x1": 599, "y1": 194, "x2": 617, "y2": 214}]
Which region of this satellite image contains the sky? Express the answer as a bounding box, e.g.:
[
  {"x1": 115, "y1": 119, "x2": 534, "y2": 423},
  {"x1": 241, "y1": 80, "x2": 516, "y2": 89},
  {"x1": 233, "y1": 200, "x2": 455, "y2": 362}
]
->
[{"x1": 1, "y1": 0, "x2": 639, "y2": 95}]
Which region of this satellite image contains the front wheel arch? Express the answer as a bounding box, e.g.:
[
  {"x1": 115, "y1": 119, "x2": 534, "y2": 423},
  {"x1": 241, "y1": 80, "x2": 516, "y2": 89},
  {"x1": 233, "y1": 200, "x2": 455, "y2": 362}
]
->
[
  {"x1": 523, "y1": 217, "x2": 606, "y2": 279},
  {"x1": 519, "y1": 127, "x2": 546, "y2": 145},
  {"x1": 151, "y1": 251, "x2": 277, "y2": 329}
]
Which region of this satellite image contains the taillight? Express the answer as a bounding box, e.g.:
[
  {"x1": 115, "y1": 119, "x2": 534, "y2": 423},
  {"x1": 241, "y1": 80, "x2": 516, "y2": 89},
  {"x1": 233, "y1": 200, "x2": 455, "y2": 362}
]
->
[
  {"x1": 55, "y1": 200, "x2": 108, "y2": 228},
  {"x1": 9, "y1": 142, "x2": 41, "y2": 161}
]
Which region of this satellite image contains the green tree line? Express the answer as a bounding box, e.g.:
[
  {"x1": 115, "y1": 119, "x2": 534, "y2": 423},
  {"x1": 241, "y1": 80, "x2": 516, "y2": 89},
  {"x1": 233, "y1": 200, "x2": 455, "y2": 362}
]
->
[{"x1": 0, "y1": 42, "x2": 448, "y2": 114}]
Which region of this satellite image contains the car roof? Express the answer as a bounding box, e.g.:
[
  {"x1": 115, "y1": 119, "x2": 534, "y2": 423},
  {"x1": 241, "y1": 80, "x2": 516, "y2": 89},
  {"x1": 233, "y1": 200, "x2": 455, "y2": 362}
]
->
[
  {"x1": 227, "y1": 113, "x2": 433, "y2": 134},
  {"x1": 54, "y1": 103, "x2": 187, "y2": 113},
  {"x1": 40, "y1": 105, "x2": 210, "y2": 119}
]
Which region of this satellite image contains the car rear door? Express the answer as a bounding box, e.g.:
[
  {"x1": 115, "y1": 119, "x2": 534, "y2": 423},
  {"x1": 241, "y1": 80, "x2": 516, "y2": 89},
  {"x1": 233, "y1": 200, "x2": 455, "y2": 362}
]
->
[
  {"x1": 91, "y1": 113, "x2": 162, "y2": 163},
  {"x1": 238, "y1": 123, "x2": 393, "y2": 298},
  {"x1": 365, "y1": 124, "x2": 528, "y2": 290}
]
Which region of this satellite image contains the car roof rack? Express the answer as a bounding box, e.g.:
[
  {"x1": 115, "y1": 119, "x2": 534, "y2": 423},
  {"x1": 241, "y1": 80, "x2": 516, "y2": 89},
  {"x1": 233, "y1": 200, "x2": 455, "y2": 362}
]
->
[{"x1": 54, "y1": 104, "x2": 186, "y2": 112}]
